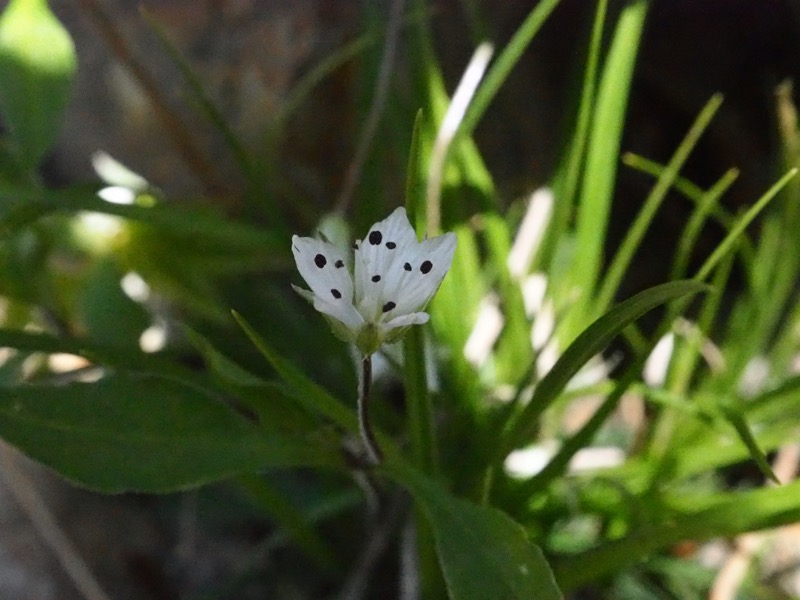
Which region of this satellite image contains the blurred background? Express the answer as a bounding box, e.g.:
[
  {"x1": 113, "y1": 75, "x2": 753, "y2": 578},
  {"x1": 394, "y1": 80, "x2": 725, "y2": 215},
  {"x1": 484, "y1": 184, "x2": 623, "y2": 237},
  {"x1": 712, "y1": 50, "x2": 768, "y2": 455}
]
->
[{"x1": 2, "y1": 0, "x2": 800, "y2": 598}]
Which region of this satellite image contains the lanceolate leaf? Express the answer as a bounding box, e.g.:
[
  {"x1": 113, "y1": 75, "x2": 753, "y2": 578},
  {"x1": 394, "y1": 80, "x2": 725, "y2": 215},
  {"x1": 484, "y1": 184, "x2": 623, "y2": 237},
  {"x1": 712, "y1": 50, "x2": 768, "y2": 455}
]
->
[
  {"x1": 390, "y1": 463, "x2": 562, "y2": 600},
  {"x1": 0, "y1": 373, "x2": 341, "y2": 493}
]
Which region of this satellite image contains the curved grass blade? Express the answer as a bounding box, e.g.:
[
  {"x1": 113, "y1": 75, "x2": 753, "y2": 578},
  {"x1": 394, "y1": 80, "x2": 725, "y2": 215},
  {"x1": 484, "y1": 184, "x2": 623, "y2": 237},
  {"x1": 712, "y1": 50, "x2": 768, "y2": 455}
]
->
[{"x1": 500, "y1": 280, "x2": 708, "y2": 457}]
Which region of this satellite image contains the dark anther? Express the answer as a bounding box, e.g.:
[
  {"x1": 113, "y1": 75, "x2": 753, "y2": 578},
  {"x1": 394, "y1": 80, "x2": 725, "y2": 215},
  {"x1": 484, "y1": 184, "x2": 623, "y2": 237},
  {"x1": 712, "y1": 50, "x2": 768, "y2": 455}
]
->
[
  {"x1": 335, "y1": 259, "x2": 344, "y2": 268},
  {"x1": 331, "y1": 289, "x2": 342, "y2": 299},
  {"x1": 372, "y1": 275, "x2": 381, "y2": 282},
  {"x1": 386, "y1": 242, "x2": 396, "y2": 249},
  {"x1": 314, "y1": 254, "x2": 327, "y2": 268},
  {"x1": 382, "y1": 301, "x2": 396, "y2": 312},
  {"x1": 420, "y1": 260, "x2": 432, "y2": 274},
  {"x1": 404, "y1": 263, "x2": 412, "y2": 271},
  {"x1": 369, "y1": 231, "x2": 382, "y2": 245}
]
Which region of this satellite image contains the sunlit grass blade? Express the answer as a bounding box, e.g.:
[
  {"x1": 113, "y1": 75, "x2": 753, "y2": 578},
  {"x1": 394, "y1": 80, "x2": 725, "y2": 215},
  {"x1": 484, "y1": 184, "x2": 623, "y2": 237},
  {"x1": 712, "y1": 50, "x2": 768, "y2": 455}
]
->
[
  {"x1": 564, "y1": 0, "x2": 648, "y2": 339},
  {"x1": 410, "y1": 0, "x2": 496, "y2": 212},
  {"x1": 594, "y1": 94, "x2": 723, "y2": 314},
  {"x1": 426, "y1": 42, "x2": 493, "y2": 233},
  {"x1": 671, "y1": 168, "x2": 740, "y2": 279},
  {"x1": 541, "y1": 0, "x2": 607, "y2": 267}
]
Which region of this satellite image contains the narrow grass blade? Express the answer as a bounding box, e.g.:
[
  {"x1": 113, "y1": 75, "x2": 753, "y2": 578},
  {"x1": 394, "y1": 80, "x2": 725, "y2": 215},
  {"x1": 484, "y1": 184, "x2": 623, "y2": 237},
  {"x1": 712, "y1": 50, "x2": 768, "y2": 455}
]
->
[
  {"x1": 694, "y1": 168, "x2": 798, "y2": 282},
  {"x1": 405, "y1": 112, "x2": 437, "y2": 474},
  {"x1": 541, "y1": 0, "x2": 608, "y2": 267},
  {"x1": 594, "y1": 94, "x2": 723, "y2": 313},
  {"x1": 719, "y1": 403, "x2": 779, "y2": 483},
  {"x1": 231, "y1": 310, "x2": 355, "y2": 432},
  {"x1": 622, "y1": 153, "x2": 739, "y2": 231},
  {"x1": 671, "y1": 168, "x2": 740, "y2": 279},
  {"x1": 565, "y1": 0, "x2": 648, "y2": 338}
]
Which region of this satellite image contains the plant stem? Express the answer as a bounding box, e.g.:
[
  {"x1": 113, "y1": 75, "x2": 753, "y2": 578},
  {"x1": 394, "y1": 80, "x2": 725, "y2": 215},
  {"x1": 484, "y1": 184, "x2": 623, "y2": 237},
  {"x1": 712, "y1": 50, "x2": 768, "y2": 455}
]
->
[{"x1": 358, "y1": 355, "x2": 383, "y2": 465}]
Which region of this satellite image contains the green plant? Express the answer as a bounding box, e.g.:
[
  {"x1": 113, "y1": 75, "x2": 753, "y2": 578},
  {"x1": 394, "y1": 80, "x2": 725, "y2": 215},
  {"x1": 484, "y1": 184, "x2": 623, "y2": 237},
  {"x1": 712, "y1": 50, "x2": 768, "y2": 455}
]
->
[{"x1": 0, "y1": 1, "x2": 799, "y2": 598}]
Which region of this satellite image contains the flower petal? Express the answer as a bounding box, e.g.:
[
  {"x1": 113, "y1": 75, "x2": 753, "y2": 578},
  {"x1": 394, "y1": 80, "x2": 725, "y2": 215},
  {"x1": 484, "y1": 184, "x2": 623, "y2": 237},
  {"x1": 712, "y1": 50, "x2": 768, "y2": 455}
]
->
[
  {"x1": 292, "y1": 235, "x2": 354, "y2": 304},
  {"x1": 353, "y1": 208, "x2": 417, "y2": 317},
  {"x1": 312, "y1": 295, "x2": 365, "y2": 331},
  {"x1": 384, "y1": 231, "x2": 457, "y2": 316},
  {"x1": 384, "y1": 312, "x2": 429, "y2": 329}
]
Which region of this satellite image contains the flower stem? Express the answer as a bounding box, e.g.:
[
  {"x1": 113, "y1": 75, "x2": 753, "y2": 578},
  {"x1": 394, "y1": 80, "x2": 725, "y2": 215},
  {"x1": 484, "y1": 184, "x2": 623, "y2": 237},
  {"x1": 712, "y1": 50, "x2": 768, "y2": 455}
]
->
[{"x1": 358, "y1": 355, "x2": 383, "y2": 465}]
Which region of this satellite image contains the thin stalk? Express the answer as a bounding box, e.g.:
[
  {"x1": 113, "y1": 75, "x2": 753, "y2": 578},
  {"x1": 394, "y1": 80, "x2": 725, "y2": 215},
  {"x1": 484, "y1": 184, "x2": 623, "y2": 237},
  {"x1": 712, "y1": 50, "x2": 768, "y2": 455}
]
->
[{"x1": 358, "y1": 355, "x2": 383, "y2": 466}]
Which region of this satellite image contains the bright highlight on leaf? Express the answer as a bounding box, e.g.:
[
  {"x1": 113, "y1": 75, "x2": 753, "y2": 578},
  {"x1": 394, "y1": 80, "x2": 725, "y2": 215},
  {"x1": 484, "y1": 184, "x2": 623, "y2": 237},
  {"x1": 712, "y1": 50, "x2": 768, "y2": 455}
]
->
[
  {"x1": 292, "y1": 207, "x2": 456, "y2": 355},
  {"x1": 0, "y1": 0, "x2": 76, "y2": 168}
]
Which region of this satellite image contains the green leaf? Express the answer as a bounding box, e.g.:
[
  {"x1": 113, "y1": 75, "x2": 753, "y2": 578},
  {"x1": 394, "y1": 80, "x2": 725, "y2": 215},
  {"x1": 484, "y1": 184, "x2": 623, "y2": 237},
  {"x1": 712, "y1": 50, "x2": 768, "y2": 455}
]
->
[
  {"x1": 390, "y1": 464, "x2": 563, "y2": 600},
  {"x1": 0, "y1": 0, "x2": 76, "y2": 168},
  {"x1": 78, "y1": 258, "x2": 150, "y2": 349},
  {"x1": 541, "y1": 0, "x2": 607, "y2": 268},
  {"x1": 0, "y1": 373, "x2": 340, "y2": 492}
]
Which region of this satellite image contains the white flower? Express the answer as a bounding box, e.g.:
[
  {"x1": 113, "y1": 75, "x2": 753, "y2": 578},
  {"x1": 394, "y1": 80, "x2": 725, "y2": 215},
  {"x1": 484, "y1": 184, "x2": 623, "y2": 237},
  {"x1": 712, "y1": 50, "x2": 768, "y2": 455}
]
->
[{"x1": 292, "y1": 207, "x2": 457, "y2": 355}]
